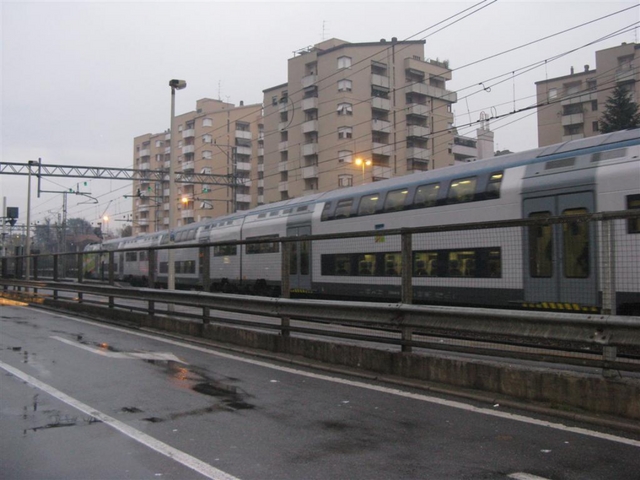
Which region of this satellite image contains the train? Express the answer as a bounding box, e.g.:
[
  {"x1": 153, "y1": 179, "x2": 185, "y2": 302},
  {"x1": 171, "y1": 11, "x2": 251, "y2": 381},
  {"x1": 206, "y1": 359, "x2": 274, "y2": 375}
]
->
[{"x1": 85, "y1": 129, "x2": 640, "y2": 315}]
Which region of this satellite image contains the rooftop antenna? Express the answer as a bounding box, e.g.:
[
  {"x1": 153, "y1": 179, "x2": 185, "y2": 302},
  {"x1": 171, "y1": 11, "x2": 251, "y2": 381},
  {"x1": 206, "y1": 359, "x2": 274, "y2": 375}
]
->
[
  {"x1": 322, "y1": 20, "x2": 328, "y2": 41},
  {"x1": 218, "y1": 80, "x2": 222, "y2": 101}
]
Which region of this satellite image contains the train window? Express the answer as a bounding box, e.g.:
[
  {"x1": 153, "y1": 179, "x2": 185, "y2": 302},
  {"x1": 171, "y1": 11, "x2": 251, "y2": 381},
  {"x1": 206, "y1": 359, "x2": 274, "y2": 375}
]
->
[
  {"x1": 269, "y1": 211, "x2": 280, "y2": 217},
  {"x1": 300, "y1": 239, "x2": 310, "y2": 275},
  {"x1": 383, "y1": 253, "x2": 401, "y2": 276},
  {"x1": 139, "y1": 251, "x2": 148, "y2": 262},
  {"x1": 545, "y1": 157, "x2": 575, "y2": 170},
  {"x1": 529, "y1": 212, "x2": 553, "y2": 278},
  {"x1": 383, "y1": 189, "x2": 409, "y2": 213},
  {"x1": 187, "y1": 230, "x2": 196, "y2": 241},
  {"x1": 334, "y1": 199, "x2": 354, "y2": 219},
  {"x1": 246, "y1": 236, "x2": 280, "y2": 254},
  {"x1": 627, "y1": 194, "x2": 640, "y2": 234},
  {"x1": 562, "y1": 208, "x2": 589, "y2": 278},
  {"x1": 447, "y1": 176, "x2": 477, "y2": 204},
  {"x1": 159, "y1": 262, "x2": 168, "y2": 274},
  {"x1": 357, "y1": 254, "x2": 376, "y2": 276},
  {"x1": 283, "y1": 209, "x2": 293, "y2": 215},
  {"x1": 358, "y1": 194, "x2": 379, "y2": 216},
  {"x1": 214, "y1": 245, "x2": 237, "y2": 256},
  {"x1": 448, "y1": 251, "x2": 475, "y2": 277},
  {"x1": 413, "y1": 183, "x2": 440, "y2": 209},
  {"x1": 258, "y1": 213, "x2": 267, "y2": 219},
  {"x1": 321, "y1": 202, "x2": 332, "y2": 221},
  {"x1": 125, "y1": 252, "x2": 137, "y2": 262},
  {"x1": 321, "y1": 254, "x2": 352, "y2": 276},
  {"x1": 591, "y1": 148, "x2": 626, "y2": 162},
  {"x1": 485, "y1": 172, "x2": 503, "y2": 200},
  {"x1": 487, "y1": 249, "x2": 502, "y2": 278},
  {"x1": 413, "y1": 252, "x2": 438, "y2": 276},
  {"x1": 297, "y1": 205, "x2": 309, "y2": 212}
]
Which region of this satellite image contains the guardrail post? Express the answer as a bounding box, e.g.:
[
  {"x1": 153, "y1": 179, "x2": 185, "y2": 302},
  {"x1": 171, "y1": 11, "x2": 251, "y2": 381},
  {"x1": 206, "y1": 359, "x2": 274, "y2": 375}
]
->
[
  {"x1": 32, "y1": 256, "x2": 39, "y2": 295},
  {"x1": 77, "y1": 252, "x2": 84, "y2": 303},
  {"x1": 602, "y1": 345, "x2": 618, "y2": 378},
  {"x1": 401, "y1": 328, "x2": 413, "y2": 354},
  {"x1": 401, "y1": 230, "x2": 413, "y2": 305},
  {"x1": 200, "y1": 246, "x2": 211, "y2": 324},
  {"x1": 148, "y1": 248, "x2": 156, "y2": 317},
  {"x1": 601, "y1": 218, "x2": 616, "y2": 315},
  {"x1": 280, "y1": 241, "x2": 291, "y2": 337},
  {"x1": 52, "y1": 254, "x2": 59, "y2": 300},
  {"x1": 108, "y1": 251, "x2": 115, "y2": 309}
]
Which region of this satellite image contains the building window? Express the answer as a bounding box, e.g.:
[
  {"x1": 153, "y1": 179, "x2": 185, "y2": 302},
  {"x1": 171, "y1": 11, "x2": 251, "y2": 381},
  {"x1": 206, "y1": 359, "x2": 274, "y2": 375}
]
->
[
  {"x1": 337, "y1": 103, "x2": 353, "y2": 115},
  {"x1": 272, "y1": 96, "x2": 278, "y2": 105},
  {"x1": 628, "y1": 194, "x2": 640, "y2": 234},
  {"x1": 338, "y1": 56, "x2": 352, "y2": 69},
  {"x1": 592, "y1": 121, "x2": 599, "y2": 133},
  {"x1": 203, "y1": 134, "x2": 212, "y2": 144},
  {"x1": 338, "y1": 79, "x2": 352, "y2": 92},
  {"x1": 587, "y1": 80, "x2": 597, "y2": 91},
  {"x1": 591, "y1": 100, "x2": 598, "y2": 111},
  {"x1": 203, "y1": 118, "x2": 213, "y2": 127},
  {"x1": 338, "y1": 175, "x2": 353, "y2": 188},
  {"x1": 155, "y1": 140, "x2": 163, "y2": 148},
  {"x1": 338, "y1": 150, "x2": 353, "y2": 163},
  {"x1": 338, "y1": 127, "x2": 353, "y2": 139},
  {"x1": 548, "y1": 88, "x2": 558, "y2": 101},
  {"x1": 203, "y1": 151, "x2": 212, "y2": 160}
]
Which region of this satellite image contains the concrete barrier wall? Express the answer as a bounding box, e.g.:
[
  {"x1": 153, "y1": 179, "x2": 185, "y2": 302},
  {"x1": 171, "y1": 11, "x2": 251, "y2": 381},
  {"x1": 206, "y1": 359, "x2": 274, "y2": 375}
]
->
[{"x1": 37, "y1": 299, "x2": 640, "y2": 421}]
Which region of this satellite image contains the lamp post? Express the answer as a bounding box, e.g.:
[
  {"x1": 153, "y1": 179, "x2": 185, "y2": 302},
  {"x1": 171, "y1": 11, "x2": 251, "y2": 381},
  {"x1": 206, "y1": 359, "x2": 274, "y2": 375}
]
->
[
  {"x1": 25, "y1": 160, "x2": 36, "y2": 283},
  {"x1": 354, "y1": 157, "x2": 372, "y2": 184},
  {"x1": 168, "y1": 79, "x2": 186, "y2": 293},
  {"x1": 102, "y1": 215, "x2": 109, "y2": 236}
]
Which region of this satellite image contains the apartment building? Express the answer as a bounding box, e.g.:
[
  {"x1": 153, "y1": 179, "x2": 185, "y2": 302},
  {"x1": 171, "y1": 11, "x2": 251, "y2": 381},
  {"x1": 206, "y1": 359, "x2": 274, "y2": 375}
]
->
[
  {"x1": 261, "y1": 37, "x2": 457, "y2": 202},
  {"x1": 536, "y1": 42, "x2": 639, "y2": 147},
  {"x1": 132, "y1": 98, "x2": 261, "y2": 235}
]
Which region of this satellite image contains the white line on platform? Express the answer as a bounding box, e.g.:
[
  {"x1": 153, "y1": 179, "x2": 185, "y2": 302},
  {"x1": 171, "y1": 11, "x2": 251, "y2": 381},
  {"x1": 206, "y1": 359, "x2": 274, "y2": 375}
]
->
[
  {"x1": 508, "y1": 473, "x2": 552, "y2": 480},
  {"x1": 45, "y1": 309, "x2": 640, "y2": 449},
  {"x1": 52, "y1": 335, "x2": 187, "y2": 363},
  {"x1": 0, "y1": 360, "x2": 239, "y2": 480}
]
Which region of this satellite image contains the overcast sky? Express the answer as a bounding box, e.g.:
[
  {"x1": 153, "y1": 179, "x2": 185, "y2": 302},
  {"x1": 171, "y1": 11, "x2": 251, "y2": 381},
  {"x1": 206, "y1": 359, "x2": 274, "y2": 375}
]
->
[{"x1": 1, "y1": 0, "x2": 638, "y2": 231}]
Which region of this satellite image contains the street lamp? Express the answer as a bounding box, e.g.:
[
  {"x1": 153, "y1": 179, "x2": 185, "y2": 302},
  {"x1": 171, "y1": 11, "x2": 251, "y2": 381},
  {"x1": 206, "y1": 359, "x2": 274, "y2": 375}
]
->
[
  {"x1": 25, "y1": 160, "x2": 37, "y2": 284},
  {"x1": 102, "y1": 215, "x2": 109, "y2": 235},
  {"x1": 354, "y1": 157, "x2": 372, "y2": 184},
  {"x1": 168, "y1": 79, "x2": 186, "y2": 293}
]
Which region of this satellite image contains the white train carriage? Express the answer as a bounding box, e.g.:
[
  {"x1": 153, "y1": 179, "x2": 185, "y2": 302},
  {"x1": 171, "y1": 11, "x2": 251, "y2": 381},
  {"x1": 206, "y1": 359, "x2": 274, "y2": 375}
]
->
[
  {"x1": 156, "y1": 223, "x2": 201, "y2": 287},
  {"x1": 202, "y1": 215, "x2": 243, "y2": 291}
]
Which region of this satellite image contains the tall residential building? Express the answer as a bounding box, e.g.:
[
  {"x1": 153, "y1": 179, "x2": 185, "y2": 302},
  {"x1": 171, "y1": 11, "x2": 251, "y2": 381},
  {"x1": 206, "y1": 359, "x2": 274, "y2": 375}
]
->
[
  {"x1": 133, "y1": 98, "x2": 261, "y2": 235},
  {"x1": 536, "y1": 42, "x2": 639, "y2": 147},
  {"x1": 262, "y1": 37, "x2": 456, "y2": 202}
]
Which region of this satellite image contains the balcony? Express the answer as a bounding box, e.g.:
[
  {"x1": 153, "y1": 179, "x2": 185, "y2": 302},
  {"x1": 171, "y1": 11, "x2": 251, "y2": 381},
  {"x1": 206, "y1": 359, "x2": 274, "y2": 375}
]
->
[
  {"x1": 182, "y1": 145, "x2": 195, "y2": 154},
  {"x1": 371, "y1": 74, "x2": 390, "y2": 89},
  {"x1": 278, "y1": 102, "x2": 288, "y2": 113},
  {"x1": 181, "y1": 209, "x2": 195, "y2": 219},
  {"x1": 163, "y1": 189, "x2": 170, "y2": 197},
  {"x1": 372, "y1": 142, "x2": 392, "y2": 156},
  {"x1": 562, "y1": 133, "x2": 585, "y2": 142},
  {"x1": 258, "y1": 148, "x2": 264, "y2": 156},
  {"x1": 616, "y1": 66, "x2": 637, "y2": 83},
  {"x1": 139, "y1": 161, "x2": 151, "y2": 170},
  {"x1": 235, "y1": 145, "x2": 252, "y2": 156},
  {"x1": 182, "y1": 160, "x2": 195, "y2": 171},
  {"x1": 138, "y1": 204, "x2": 150, "y2": 213},
  {"x1": 302, "y1": 165, "x2": 318, "y2": 179},
  {"x1": 302, "y1": 97, "x2": 318, "y2": 111},
  {"x1": 164, "y1": 147, "x2": 171, "y2": 154},
  {"x1": 236, "y1": 161, "x2": 251, "y2": 172},
  {"x1": 238, "y1": 178, "x2": 252, "y2": 187},
  {"x1": 561, "y1": 113, "x2": 584, "y2": 127},
  {"x1": 163, "y1": 217, "x2": 170, "y2": 225},
  {"x1": 164, "y1": 161, "x2": 171, "y2": 169},
  {"x1": 278, "y1": 121, "x2": 288, "y2": 131},
  {"x1": 302, "y1": 120, "x2": 319, "y2": 133},
  {"x1": 407, "y1": 125, "x2": 430, "y2": 138},
  {"x1": 278, "y1": 161, "x2": 288, "y2": 172},
  {"x1": 404, "y1": 57, "x2": 452, "y2": 81},
  {"x1": 257, "y1": 164, "x2": 264, "y2": 173},
  {"x1": 372, "y1": 97, "x2": 391, "y2": 111},
  {"x1": 163, "y1": 203, "x2": 170, "y2": 211},
  {"x1": 372, "y1": 166, "x2": 392, "y2": 179},
  {"x1": 278, "y1": 181, "x2": 289, "y2": 192},
  {"x1": 407, "y1": 159, "x2": 429, "y2": 172},
  {"x1": 407, "y1": 83, "x2": 457, "y2": 102},
  {"x1": 258, "y1": 195, "x2": 265, "y2": 204},
  {"x1": 372, "y1": 119, "x2": 391, "y2": 133},
  {"x1": 258, "y1": 179, "x2": 264, "y2": 188},
  {"x1": 278, "y1": 141, "x2": 289, "y2": 151},
  {"x1": 561, "y1": 92, "x2": 597, "y2": 106},
  {"x1": 140, "y1": 148, "x2": 151, "y2": 157},
  {"x1": 138, "y1": 219, "x2": 150, "y2": 226},
  {"x1": 182, "y1": 129, "x2": 195, "y2": 139},
  {"x1": 235, "y1": 130, "x2": 252, "y2": 140},
  {"x1": 407, "y1": 103, "x2": 429, "y2": 117},
  {"x1": 406, "y1": 147, "x2": 430, "y2": 161},
  {"x1": 165, "y1": 133, "x2": 171, "y2": 141},
  {"x1": 302, "y1": 74, "x2": 318, "y2": 88},
  {"x1": 452, "y1": 143, "x2": 476, "y2": 159},
  {"x1": 302, "y1": 143, "x2": 318, "y2": 156},
  {"x1": 236, "y1": 193, "x2": 252, "y2": 203}
]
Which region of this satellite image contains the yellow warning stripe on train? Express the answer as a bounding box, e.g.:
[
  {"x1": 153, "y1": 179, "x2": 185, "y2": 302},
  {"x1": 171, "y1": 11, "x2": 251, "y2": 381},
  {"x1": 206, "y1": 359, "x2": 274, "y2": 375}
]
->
[{"x1": 522, "y1": 302, "x2": 598, "y2": 313}]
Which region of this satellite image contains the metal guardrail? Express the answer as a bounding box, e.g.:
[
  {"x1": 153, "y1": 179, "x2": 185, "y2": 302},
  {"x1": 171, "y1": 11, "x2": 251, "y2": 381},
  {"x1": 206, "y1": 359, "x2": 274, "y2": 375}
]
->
[{"x1": 2, "y1": 278, "x2": 639, "y2": 373}]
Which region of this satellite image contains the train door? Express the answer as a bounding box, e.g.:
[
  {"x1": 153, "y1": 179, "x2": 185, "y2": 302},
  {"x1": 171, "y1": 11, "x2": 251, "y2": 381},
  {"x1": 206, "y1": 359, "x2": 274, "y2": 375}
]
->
[
  {"x1": 523, "y1": 192, "x2": 597, "y2": 309},
  {"x1": 286, "y1": 225, "x2": 311, "y2": 291}
]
